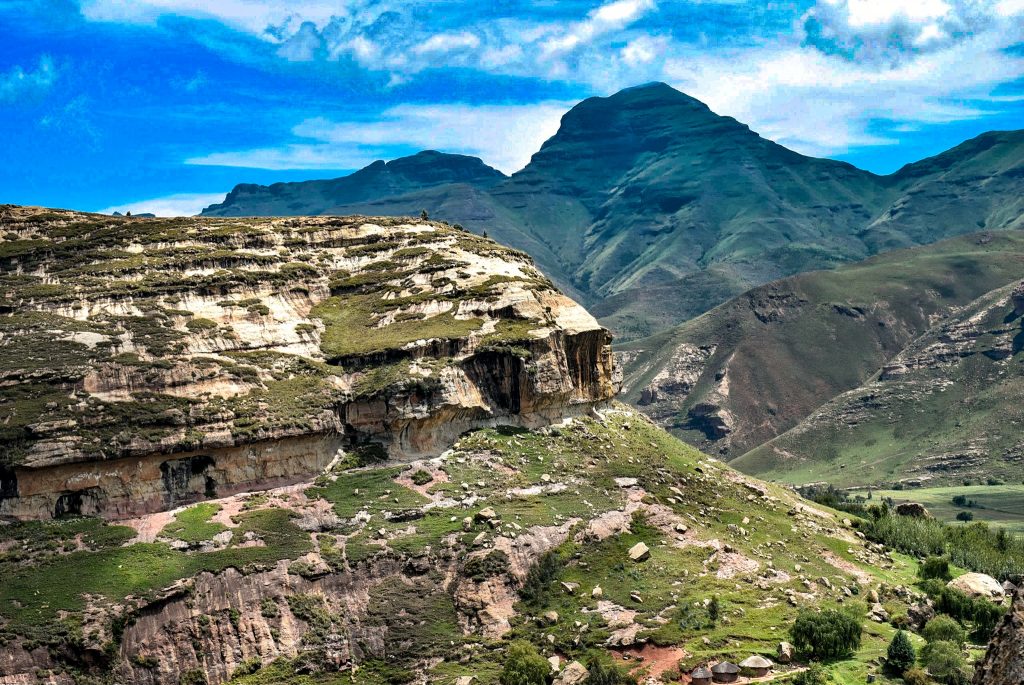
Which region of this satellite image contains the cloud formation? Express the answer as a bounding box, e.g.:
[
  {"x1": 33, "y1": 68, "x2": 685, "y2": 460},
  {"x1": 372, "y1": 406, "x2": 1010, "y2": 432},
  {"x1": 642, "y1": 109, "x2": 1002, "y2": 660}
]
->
[
  {"x1": 76, "y1": 0, "x2": 1024, "y2": 168},
  {"x1": 0, "y1": 55, "x2": 58, "y2": 102},
  {"x1": 188, "y1": 101, "x2": 573, "y2": 174},
  {"x1": 98, "y1": 192, "x2": 227, "y2": 217}
]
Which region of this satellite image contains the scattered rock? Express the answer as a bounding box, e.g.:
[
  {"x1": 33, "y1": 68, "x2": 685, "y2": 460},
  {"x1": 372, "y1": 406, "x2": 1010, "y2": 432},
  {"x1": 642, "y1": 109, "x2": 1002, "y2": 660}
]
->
[
  {"x1": 561, "y1": 582, "x2": 580, "y2": 595},
  {"x1": 592, "y1": 586, "x2": 604, "y2": 599},
  {"x1": 554, "y1": 661, "x2": 589, "y2": 685},
  {"x1": 777, "y1": 642, "x2": 793, "y2": 664},
  {"x1": 628, "y1": 542, "x2": 650, "y2": 562}
]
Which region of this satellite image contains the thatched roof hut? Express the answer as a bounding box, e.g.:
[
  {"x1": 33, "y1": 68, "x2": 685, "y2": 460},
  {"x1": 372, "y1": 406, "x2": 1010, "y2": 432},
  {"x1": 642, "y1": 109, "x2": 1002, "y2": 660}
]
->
[
  {"x1": 739, "y1": 655, "x2": 773, "y2": 677},
  {"x1": 710, "y1": 661, "x2": 739, "y2": 683},
  {"x1": 690, "y1": 666, "x2": 713, "y2": 685}
]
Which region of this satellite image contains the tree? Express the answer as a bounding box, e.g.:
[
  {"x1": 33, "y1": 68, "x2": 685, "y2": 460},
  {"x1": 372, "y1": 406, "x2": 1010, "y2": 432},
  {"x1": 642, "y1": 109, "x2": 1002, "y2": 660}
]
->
[
  {"x1": 420, "y1": 209, "x2": 429, "y2": 220},
  {"x1": 919, "y1": 556, "x2": 952, "y2": 581},
  {"x1": 922, "y1": 615, "x2": 966, "y2": 647},
  {"x1": 790, "y1": 608, "x2": 863, "y2": 660},
  {"x1": 584, "y1": 658, "x2": 629, "y2": 685},
  {"x1": 971, "y1": 599, "x2": 1006, "y2": 641},
  {"x1": 956, "y1": 511, "x2": 974, "y2": 522},
  {"x1": 885, "y1": 630, "x2": 916, "y2": 674},
  {"x1": 500, "y1": 642, "x2": 550, "y2": 685},
  {"x1": 707, "y1": 596, "x2": 721, "y2": 626},
  {"x1": 921, "y1": 641, "x2": 965, "y2": 682}
]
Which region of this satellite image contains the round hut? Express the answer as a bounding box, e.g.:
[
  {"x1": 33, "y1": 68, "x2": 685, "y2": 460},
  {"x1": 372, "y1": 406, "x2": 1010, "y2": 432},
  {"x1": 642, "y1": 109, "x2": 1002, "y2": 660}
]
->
[
  {"x1": 690, "y1": 666, "x2": 713, "y2": 685},
  {"x1": 739, "y1": 655, "x2": 773, "y2": 678},
  {"x1": 710, "y1": 661, "x2": 739, "y2": 683}
]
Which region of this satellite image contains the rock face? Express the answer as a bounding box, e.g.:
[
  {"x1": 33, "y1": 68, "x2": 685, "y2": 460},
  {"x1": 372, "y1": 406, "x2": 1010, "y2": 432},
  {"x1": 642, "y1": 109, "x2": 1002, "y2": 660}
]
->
[
  {"x1": 973, "y1": 587, "x2": 1024, "y2": 685},
  {"x1": 0, "y1": 206, "x2": 616, "y2": 519}
]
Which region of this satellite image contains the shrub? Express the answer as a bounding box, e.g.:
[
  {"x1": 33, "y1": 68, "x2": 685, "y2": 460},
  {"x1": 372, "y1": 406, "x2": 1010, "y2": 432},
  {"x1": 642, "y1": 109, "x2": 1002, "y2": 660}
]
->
[
  {"x1": 919, "y1": 556, "x2": 952, "y2": 581},
  {"x1": 792, "y1": 663, "x2": 830, "y2": 685},
  {"x1": 790, "y1": 608, "x2": 863, "y2": 660},
  {"x1": 707, "y1": 596, "x2": 721, "y2": 626},
  {"x1": 921, "y1": 641, "x2": 965, "y2": 681},
  {"x1": 902, "y1": 667, "x2": 929, "y2": 685},
  {"x1": 971, "y1": 599, "x2": 1006, "y2": 641},
  {"x1": 585, "y1": 657, "x2": 632, "y2": 685},
  {"x1": 179, "y1": 669, "x2": 207, "y2": 685},
  {"x1": 922, "y1": 616, "x2": 966, "y2": 647},
  {"x1": 464, "y1": 550, "x2": 510, "y2": 581},
  {"x1": 500, "y1": 641, "x2": 550, "y2": 685},
  {"x1": 410, "y1": 469, "x2": 433, "y2": 486},
  {"x1": 519, "y1": 551, "x2": 561, "y2": 604},
  {"x1": 231, "y1": 657, "x2": 262, "y2": 678},
  {"x1": 885, "y1": 630, "x2": 916, "y2": 674},
  {"x1": 956, "y1": 511, "x2": 974, "y2": 522}
]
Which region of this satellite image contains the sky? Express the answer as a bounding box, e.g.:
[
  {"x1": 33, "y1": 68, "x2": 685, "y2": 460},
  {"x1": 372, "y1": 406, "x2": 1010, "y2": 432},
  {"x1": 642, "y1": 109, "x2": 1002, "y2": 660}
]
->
[{"x1": 1, "y1": 0, "x2": 1023, "y2": 216}]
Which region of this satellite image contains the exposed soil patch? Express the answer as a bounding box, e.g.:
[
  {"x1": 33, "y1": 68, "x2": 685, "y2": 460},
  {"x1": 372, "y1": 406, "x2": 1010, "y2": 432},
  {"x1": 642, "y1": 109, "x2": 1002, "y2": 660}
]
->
[{"x1": 616, "y1": 643, "x2": 688, "y2": 680}]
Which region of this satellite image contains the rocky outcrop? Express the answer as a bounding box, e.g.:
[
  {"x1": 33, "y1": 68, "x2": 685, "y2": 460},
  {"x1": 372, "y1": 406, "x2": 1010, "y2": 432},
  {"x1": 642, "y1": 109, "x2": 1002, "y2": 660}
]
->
[
  {"x1": 0, "y1": 207, "x2": 616, "y2": 519},
  {"x1": 1012, "y1": 280, "x2": 1024, "y2": 316},
  {"x1": 973, "y1": 587, "x2": 1024, "y2": 685}
]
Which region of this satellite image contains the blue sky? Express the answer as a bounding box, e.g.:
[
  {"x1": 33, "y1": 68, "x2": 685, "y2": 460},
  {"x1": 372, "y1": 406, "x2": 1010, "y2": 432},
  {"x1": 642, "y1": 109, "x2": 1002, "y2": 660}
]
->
[{"x1": 1, "y1": 0, "x2": 1023, "y2": 215}]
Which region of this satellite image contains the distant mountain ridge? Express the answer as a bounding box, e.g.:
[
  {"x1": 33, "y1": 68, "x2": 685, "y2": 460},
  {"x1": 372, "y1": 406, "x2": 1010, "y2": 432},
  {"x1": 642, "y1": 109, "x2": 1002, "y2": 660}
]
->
[{"x1": 203, "y1": 83, "x2": 1024, "y2": 341}]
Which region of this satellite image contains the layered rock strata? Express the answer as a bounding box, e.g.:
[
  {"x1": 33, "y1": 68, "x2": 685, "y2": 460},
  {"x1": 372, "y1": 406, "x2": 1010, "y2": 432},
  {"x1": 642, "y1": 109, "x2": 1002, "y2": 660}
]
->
[{"x1": 0, "y1": 206, "x2": 617, "y2": 519}]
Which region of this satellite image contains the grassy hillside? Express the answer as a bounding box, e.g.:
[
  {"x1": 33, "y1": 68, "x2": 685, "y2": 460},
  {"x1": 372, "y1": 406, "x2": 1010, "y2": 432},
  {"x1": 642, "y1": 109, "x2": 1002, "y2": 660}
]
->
[
  {"x1": 619, "y1": 231, "x2": 1024, "y2": 459},
  {"x1": 0, "y1": 404, "x2": 934, "y2": 685},
  {"x1": 851, "y1": 485, "x2": 1024, "y2": 532},
  {"x1": 736, "y1": 280, "x2": 1024, "y2": 488}
]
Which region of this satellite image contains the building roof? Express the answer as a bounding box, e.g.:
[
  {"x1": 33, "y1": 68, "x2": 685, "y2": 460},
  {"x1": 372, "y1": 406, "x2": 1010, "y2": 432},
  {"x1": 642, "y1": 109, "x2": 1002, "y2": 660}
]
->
[
  {"x1": 711, "y1": 662, "x2": 739, "y2": 674},
  {"x1": 690, "y1": 667, "x2": 713, "y2": 678},
  {"x1": 739, "y1": 655, "x2": 773, "y2": 669}
]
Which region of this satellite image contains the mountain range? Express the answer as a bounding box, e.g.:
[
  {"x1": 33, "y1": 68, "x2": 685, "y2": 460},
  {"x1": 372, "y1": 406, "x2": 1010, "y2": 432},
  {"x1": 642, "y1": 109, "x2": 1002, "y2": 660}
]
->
[{"x1": 203, "y1": 82, "x2": 1024, "y2": 342}]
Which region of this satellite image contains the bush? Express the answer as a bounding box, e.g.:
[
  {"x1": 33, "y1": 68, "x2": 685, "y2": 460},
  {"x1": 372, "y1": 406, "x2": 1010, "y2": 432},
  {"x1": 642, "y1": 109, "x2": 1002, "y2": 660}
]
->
[
  {"x1": 922, "y1": 616, "x2": 966, "y2": 647},
  {"x1": 971, "y1": 599, "x2": 1006, "y2": 641},
  {"x1": 902, "y1": 667, "x2": 929, "y2": 685},
  {"x1": 919, "y1": 556, "x2": 952, "y2": 581},
  {"x1": 231, "y1": 658, "x2": 262, "y2": 678},
  {"x1": 792, "y1": 663, "x2": 830, "y2": 685},
  {"x1": 585, "y1": 657, "x2": 632, "y2": 685},
  {"x1": 921, "y1": 640, "x2": 965, "y2": 682},
  {"x1": 885, "y1": 630, "x2": 916, "y2": 674},
  {"x1": 500, "y1": 641, "x2": 550, "y2": 685},
  {"x1": 956, "y1": 511, "x2": 974, "y2": 522},
  {"x1": 410, "y1": 469, "x2": 433, "y2": 486},
  {"x1": 520, "y1": 551, "x2": 561, "y2": 604},
  {"x1": 790, "y1": 608, "x2": 863, "y2": 660}
]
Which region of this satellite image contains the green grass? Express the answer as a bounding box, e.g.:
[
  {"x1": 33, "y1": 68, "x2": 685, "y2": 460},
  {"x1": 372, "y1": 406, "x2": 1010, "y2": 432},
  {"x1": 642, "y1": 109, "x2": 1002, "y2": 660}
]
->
[
  {"x1": 0, "y1": 509, "x2": 311, "y2": 637},
  {"x1": 313, "y1": 293, "x2": 483, "y2": 360},
  {"x1": 160, "y1": 502, "x2": 229, "y2": 543},
  {"x1": 852, "y1": 484, "x2": 1024, "y2": 531}
]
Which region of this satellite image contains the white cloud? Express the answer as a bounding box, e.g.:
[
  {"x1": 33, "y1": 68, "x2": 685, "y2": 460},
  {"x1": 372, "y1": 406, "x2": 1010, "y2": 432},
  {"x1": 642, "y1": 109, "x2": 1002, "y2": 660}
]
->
[
  {"x1": 97, "y1": 192, "x2": 228, "y2": 217},
  {"x1": 542, "y1": 0, "x2": 656, "y2": 56},
  {"x1": 0, "y1": 55, "x2": 58, "y2": 102},
  {"x1": 80, "y1": 0, "x2": 1024, "y2": 166},
  {"x1": 413, "y1": 32, "x2": 481, "y2": 56},
  {"x1": 187, "y1": 101, "x2": 573, "y2": 174},
  {"x1": 662, "y1": 24, "x2": 1024, "y2": 156}
]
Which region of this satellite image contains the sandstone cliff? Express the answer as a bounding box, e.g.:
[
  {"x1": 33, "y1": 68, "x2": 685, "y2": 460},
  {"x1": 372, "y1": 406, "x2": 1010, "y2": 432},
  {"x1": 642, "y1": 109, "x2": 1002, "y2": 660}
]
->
[{"x1": 0, "y1": 206, "x2": 616, "y2": 519}]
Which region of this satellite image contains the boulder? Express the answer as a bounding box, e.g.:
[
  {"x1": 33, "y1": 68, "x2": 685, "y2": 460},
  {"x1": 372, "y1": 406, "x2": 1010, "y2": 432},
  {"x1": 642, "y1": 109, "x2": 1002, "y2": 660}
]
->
[
  {"x1": 628, "y1": 542, "x2": 650, "y2": 562},
  {"x1": 894, "y1": 502, "x2": 930, "y2": 518},
  {"x1": 591, "y1": 586, "x2": 603, "y2": 599},
  {"x1": 554, "y1": 661, "x2": 589, "y2": 685},
  {"x1": 777, "y1": 642, "x2": 793, "y2": 664},
  {"x1": 948, "y1": 573, "x2": 1005, "y2": 601}
]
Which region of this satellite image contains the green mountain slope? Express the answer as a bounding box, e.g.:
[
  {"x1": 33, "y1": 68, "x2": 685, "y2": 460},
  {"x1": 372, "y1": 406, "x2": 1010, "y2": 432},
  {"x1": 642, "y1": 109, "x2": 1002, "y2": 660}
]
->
[
  {"x1": 735, "y1": 279, "x2": 1024, "y2": 488},
  {"x1": 202, "y1": 150, "x2": 506, "y2": 217},
  {"x1": 203, "y1": 84, "x2": 1024, "y2": 342},
  {"x1": 618, "y1": 232, "x2": 1024, "y2": 459}
]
